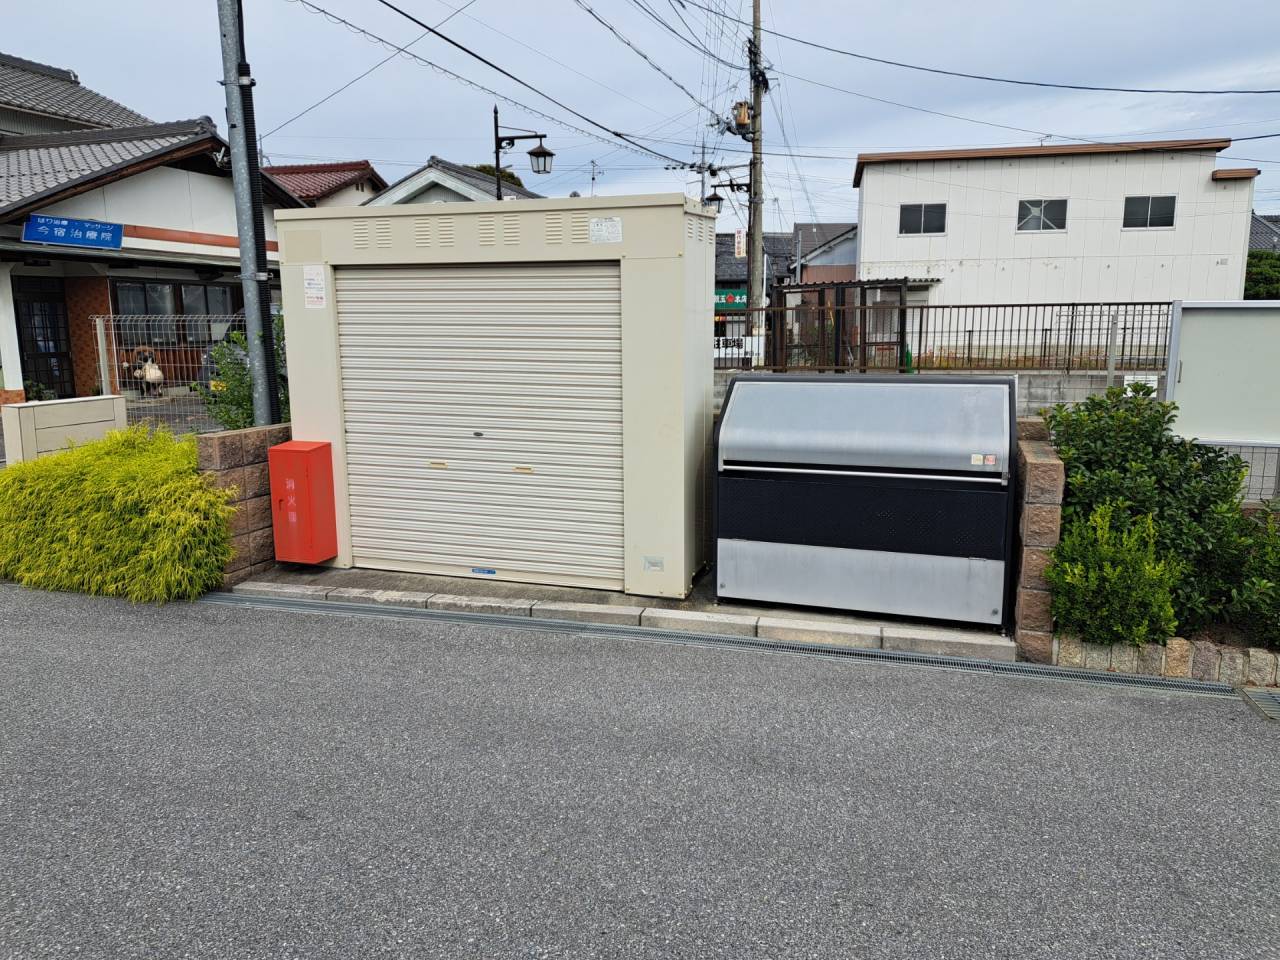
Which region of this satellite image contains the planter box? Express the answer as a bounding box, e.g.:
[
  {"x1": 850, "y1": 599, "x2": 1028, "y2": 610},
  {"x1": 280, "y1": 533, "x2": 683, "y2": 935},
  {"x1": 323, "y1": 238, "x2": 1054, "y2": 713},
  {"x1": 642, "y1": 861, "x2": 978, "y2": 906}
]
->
[{"x1": 0, "y1": 395, "x2": 127, "y2": 463}]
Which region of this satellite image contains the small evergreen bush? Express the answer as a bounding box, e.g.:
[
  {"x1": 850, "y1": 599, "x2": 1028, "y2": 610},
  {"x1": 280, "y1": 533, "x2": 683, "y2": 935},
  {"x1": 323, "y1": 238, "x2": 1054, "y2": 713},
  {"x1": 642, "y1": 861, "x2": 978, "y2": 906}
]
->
[
  {"x1": 1046, "y1": 504, "x2": 1180, "y2": 647},
  {"x1": 1045, "y1": 383, "x2": 1247, "y2": 629},
  {"x1": 0, "y1": 426, "x2": 233, "y2": 602},
  {"x1": 1226, "y1": 506, "x2": 1280, "y2": 648},
  {"x1": 195, "y1": 315, "x2": 289, "y2": 431}
]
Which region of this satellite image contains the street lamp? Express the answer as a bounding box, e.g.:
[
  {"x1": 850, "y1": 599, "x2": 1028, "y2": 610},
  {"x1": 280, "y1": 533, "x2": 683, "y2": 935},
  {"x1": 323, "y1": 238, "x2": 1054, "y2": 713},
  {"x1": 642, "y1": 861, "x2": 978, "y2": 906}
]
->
[
  {"x1": 527, "y1": 140, "x2": 554, "y2": 176},
  {"x1": 492, "y1": 105, "x2": 554, "y2": 200},
  {"x1": 705, "y1": 190, "x2": 724, "y2": 215}
]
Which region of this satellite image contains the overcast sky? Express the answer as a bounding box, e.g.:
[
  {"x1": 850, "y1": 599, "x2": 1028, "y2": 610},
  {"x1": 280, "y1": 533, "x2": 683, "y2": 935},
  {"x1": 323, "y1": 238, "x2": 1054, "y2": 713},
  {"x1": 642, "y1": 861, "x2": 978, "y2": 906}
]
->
[{"x1": 9, "y1": 0, "x2": 1280, "y2": 230}]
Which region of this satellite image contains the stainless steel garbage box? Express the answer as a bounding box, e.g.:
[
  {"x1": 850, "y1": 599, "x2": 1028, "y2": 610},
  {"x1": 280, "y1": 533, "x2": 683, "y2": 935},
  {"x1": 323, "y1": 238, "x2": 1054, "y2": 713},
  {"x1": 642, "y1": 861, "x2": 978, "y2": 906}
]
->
[{"x1": 714, "y1": 374, "x2": 1017, "y2": 626}]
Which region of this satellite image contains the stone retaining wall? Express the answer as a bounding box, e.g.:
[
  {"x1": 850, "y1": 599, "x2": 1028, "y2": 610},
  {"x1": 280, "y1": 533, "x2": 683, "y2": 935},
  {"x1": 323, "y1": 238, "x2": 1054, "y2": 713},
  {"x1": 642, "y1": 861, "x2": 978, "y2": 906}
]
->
[
  {"x1": 196, "y1": 423, "x2": 291, "y2": 588},
  {"x1": 1058, "y1": 635, "x2": 1278, "y2": 687},
  {"x1": 1010, "y1": 416, "x2": 1278, "y2": 686},
  {"x1": 1013, "y1": 417, "x2": 1062, "y2": 663}
]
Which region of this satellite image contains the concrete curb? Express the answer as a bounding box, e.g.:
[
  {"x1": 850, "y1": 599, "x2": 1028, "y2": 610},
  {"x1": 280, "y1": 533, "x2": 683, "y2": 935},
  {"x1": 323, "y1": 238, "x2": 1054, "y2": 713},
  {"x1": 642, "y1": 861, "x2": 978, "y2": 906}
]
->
[{"x1": 230, "y1": 580, "x2": 1018, "y2": 663}]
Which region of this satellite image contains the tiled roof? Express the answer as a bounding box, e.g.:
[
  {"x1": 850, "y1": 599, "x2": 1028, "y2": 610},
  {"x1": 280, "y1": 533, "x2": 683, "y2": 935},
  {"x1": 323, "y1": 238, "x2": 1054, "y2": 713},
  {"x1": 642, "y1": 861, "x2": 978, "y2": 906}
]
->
[
  {"x1": 715, "y1": 232, "x2": 793, "y2": 283},
  {"x1": 793, "y1": 222, "x2": 855, "y2": 260},
  {"x1": 0, "y1": 119, "x2": 222, "y2": 218},
  {"x1": 1251, "y1": 212, "x2": 1280, "y2": 252},
  {"x1": 261, "y1": 160, "x2": 387, "y2": 202},
  {"x1": 378, "y1": 155, "x2": 543, "y2": 201},
  {"x1": 0, "y1": 52, "x2": 150, "y2": 129}
]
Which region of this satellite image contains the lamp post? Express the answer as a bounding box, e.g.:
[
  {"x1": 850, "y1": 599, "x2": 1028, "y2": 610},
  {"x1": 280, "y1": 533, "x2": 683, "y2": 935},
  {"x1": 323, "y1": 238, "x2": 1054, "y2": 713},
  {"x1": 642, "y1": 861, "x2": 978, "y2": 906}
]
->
[
  {"x1": 492, "y1": 105, "x2": 554, "y2": 200},
  {"x1": 709, "y1": 177, "x2": 749, "y2": 216}
]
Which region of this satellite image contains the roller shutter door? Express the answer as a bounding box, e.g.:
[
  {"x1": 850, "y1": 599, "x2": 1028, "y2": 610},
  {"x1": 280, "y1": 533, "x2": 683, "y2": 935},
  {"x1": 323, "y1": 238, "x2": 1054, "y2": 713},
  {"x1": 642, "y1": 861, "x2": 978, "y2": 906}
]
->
[{"x1": 334, "y1": 263, "x2": 624, "y2": 589}]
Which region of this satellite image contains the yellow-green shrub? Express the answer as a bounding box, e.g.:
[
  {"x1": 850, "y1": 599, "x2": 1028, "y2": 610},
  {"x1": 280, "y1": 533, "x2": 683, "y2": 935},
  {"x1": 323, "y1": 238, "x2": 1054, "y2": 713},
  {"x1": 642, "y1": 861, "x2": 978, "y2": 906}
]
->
[{"x1": 0, "y1": 426, "x2": 233, "y2": 602}]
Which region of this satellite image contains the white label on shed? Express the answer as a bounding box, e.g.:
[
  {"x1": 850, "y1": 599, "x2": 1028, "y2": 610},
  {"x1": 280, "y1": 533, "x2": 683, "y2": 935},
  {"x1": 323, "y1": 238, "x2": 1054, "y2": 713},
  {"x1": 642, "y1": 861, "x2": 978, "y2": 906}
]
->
[
  {"x1": 589, "y1": 216, "x2": 623, "y2": 244},
  {"x1": 302, "y1": 264, "x2": 327, "y2": 308}
]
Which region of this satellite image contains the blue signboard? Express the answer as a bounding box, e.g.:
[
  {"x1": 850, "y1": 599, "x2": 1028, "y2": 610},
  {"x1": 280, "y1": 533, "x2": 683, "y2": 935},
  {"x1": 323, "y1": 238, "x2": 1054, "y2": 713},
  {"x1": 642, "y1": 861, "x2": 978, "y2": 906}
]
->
[{"x1": 22, "y1": 215, "x2": 123, "y2": 250}]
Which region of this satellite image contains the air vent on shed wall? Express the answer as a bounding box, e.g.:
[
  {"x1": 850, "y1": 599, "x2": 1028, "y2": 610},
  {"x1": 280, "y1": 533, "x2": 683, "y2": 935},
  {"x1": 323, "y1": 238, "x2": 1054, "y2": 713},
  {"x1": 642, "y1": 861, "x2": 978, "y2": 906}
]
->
[
  {"x1": 352, "y1": 220, "x2": 370, "y2": 249},
  {"x1": 545, "y1": 213, "x2": 564, "y2": 244}
]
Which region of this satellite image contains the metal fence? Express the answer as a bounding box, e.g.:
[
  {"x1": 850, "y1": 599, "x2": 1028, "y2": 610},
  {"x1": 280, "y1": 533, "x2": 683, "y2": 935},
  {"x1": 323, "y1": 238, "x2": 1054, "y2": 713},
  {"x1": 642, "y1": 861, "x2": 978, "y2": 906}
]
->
[
  {"x1": 713, "y1": 301, "x2": 1173, "y2": 374},
  {"x1": 92, "y1": 314, "x2": 245, "y2": 434},
  {"x1": 1202, "y1": 442, "x2": 1280, "y2": 503}
]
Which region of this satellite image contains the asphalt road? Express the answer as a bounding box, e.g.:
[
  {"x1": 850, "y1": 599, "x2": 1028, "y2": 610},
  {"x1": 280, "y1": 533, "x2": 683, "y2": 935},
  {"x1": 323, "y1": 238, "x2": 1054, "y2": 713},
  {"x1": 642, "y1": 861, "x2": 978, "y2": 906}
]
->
[{"x1": 1, "y1": 585, "x2": 1278, "y2": 960}]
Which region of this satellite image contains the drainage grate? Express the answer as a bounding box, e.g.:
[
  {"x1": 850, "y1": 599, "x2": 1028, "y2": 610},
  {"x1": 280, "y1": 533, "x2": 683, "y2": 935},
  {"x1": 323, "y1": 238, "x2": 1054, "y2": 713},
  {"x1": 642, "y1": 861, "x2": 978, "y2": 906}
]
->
[
  {"x1": 1241, "y1": 687, "x2": 1280, "y2": 720},
  {"x1": 200, "y1": 592, "x2": 1239, "y2": 699}
]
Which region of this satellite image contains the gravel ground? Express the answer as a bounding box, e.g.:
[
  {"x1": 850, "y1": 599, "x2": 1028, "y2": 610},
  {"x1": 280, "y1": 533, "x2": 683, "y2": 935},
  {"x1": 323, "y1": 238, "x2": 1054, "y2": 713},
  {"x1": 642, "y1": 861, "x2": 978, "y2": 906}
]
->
[{"x1": 1, "y1": 584, "x2": 1278, "y2": 960}]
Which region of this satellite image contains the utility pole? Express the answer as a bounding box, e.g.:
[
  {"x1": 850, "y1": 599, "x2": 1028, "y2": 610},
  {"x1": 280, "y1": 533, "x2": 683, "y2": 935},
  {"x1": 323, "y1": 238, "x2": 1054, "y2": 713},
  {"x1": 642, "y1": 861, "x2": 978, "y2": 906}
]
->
[
  {"x1": 746, "y1": 0, "x2": 767, "y2": 315},
  {"x1": 590, "y1": 160, "x2": 604, "y2": 197},
  {"x1": 698, "y1": 140, "x2": 707, "y2": 203},
  {"x1": 217, "y1": 0, "x2": 278, "y2": 425},
  {"x1": 493, "y1": 105, "x2": 504, "y2": 201}
]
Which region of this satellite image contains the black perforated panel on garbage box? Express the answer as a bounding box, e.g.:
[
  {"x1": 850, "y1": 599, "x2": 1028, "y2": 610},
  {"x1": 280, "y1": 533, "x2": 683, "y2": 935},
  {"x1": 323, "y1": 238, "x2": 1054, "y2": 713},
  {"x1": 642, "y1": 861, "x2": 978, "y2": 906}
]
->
[{"x1": 717, "y1": 471, "x2": 1009, "y2": 560}]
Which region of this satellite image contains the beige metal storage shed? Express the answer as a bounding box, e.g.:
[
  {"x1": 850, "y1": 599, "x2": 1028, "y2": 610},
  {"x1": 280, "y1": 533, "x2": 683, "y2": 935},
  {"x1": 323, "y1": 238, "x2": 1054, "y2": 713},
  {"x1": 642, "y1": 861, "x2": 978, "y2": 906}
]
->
[{"x1": 276, "y1": 194, "x2": 714, "y2": 598}]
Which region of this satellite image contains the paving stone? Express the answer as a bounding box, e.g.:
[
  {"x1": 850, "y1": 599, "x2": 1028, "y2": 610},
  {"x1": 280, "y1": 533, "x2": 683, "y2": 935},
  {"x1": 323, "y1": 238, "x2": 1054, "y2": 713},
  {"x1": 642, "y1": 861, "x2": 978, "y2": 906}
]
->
[
  {"x1": 1016, "y1": 417, "x2": 1049, "y2": 441},
  {"x1": 196, "y1": 432, "x2": 245, "y2": 472},
  {"x1": 1218, "y1": 648, "x2": 1247, "y2": 687},
  {"x1": 1246, "y1": 648, "x2": 1277, "y2": 688},
  {"x1": 756, "y1": 617, "x2": 881, "y2": 649},
  {"x1": 1190, "y1": 640, "x2": 1221, "y2": 682},
  {"x1": 428, "y1": 595, "x2": 533, "y2": 616},
  {"x1": 1018, "y1": 442, "x2": 1065, "y2": 504},
  {"x1": 640, "y1": 608, "x2": 758, "y2": 638},
  {"x1": 209, "y1": 466, "x2": 247, "y2": 500},
  {"x1": 242, "y1": 461, "x2": 271, "y2": 499},
  {"x1": 531, "y1": 601, "x2": 644, "y2": 626},
  {"x1": 249, "y1": 528, "x2": 274, "y2": 566},
  {"x1": 243, "y1": 495, "x2": 272, "y2": 533},
  {"x1": 231, "y1": 581, "x2": 331, "y2": 600},
  {"x1": 1015, "y1": 588, "x2": 1052, "y2": 633},
  {"x1": 226, "y1": 533, "x2": 251, "y2": 574},
  {"x1": 1020, "y1": 504, "x2": 1062, "y2": 548},
  {"x1": 1019, "y1": 547, "x2": 1053, "y2": 590},
  {"x1": 1015, "y1": 629, "x2": 1053, "y2": 664},
  {"x1": 1083, "y1": 642, "x2": 1111, "y2": 670},
  {"x1": 881, "y1": 626, "x2": 1017, "y2": 663},
  {"x1": 1054, "y1": 634, "x2": 1083, "y2": 668},
  {"x1": 327, "y1": 587, "x2": 432, "y2": 609},
  {"x1": 1135, "y1": 643, "x2": 1165, "y2": 677},
  {"x1": 1164, "y1": 637, "x2": 1193, "y2": 678},
  {"x1": 1109, "y1": 645, "x2": 1138, "y2": 673}
]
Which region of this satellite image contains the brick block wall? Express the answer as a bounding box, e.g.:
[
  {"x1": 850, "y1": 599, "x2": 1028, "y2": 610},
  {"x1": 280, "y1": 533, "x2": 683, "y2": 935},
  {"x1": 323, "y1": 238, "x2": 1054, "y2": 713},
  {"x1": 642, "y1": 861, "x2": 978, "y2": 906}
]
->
[
  {"x1": 197, "y1": 423, "x2": 291, "y2": 588},
  {"x1": 64, "y1": 276, "x2": 111, "y2": 397},
  {"x1": 0, "y1": 389, "x2": 24, "y2": 405},
  {"x1": 1014, "y1": 425, "x2": 1065, "y2": 663}
]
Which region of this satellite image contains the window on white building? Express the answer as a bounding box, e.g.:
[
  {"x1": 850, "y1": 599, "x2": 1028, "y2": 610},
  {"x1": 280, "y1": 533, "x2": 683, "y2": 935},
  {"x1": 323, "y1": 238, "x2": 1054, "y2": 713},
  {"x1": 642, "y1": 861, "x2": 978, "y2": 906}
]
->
[
  {"x1": 1123, "y1": 195, "x2": 1176, "y2": 229},
  {"x1": 899, "y1": 203, "x2": 946, "y2": 235},
  {"x1": 1017, "y1": 199, "x2": 1067, "y2": 231}
]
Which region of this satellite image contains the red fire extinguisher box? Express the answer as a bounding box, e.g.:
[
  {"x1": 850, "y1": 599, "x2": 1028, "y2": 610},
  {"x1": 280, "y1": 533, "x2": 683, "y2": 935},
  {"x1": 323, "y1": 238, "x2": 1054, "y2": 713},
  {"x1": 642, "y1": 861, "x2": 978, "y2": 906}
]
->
[{"x1": 267, "y1": 440, "x2": 338, "y2": 564}]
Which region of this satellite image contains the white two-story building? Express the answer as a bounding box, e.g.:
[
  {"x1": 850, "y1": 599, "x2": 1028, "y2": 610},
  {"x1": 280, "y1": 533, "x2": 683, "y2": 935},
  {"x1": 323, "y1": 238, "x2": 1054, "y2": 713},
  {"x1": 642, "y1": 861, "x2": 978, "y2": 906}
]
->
[{"x1": 853, "y1": 139, "x2": 1258, "y2": 304}]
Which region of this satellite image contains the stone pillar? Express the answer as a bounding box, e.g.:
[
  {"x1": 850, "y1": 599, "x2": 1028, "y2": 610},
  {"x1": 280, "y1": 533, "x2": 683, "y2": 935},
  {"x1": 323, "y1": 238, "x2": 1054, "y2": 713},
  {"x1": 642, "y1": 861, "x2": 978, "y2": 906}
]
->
[
  {"x1": 1014, "y1": 432, "x2": 1065, "y2": 663},
  {"x1": 196, "y1": 423, "x2": 291, "y2": 588}
]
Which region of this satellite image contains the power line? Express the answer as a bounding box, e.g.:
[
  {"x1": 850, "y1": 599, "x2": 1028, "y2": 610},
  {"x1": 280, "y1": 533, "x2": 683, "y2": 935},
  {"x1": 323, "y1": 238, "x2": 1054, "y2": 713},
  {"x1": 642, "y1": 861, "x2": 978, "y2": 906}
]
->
[
  {"x1": 365, "y1": 0, "x2": 691, "y2": 164},
  {"x1": 569, "y1": 0, "x2": 724, "y2": 120},
  {"x1": 286, "y1": 0, "x2": 690, "y2": 166},
  {"x1": 417, "y1": 0, "x2": 666, "y2": 116},
  {"x1": 262, "y1": 0, "x2": 480, "y2": 142},
  {"x1": 622, "y1": 0, "x2": 745, "y2": 70},
  {"x1": 677, "y1": 0, "x2": 1280, "y2": 95}
]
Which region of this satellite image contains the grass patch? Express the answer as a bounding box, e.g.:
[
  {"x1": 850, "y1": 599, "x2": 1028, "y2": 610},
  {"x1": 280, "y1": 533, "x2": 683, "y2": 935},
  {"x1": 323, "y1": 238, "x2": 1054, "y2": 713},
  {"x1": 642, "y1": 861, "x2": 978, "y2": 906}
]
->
[{"x1": 0, "y1": 426, "x2": 233, "y2": 602}]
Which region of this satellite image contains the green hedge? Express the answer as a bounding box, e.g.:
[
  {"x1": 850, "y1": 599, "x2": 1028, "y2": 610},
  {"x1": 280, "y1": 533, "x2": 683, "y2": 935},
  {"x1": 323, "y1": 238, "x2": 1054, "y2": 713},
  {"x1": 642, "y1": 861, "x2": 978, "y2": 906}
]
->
[
  {"x1": 0, "y1": 426, "x2": 233, "y2": 602},
  {"x1": 1046, "y1": 505, "x2": 1181, "y2": 647}
]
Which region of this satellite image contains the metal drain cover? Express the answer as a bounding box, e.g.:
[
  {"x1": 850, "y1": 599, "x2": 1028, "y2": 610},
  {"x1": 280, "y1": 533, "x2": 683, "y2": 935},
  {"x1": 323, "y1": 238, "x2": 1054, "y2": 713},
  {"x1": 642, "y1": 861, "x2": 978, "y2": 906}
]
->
[{"x1": 1241, "y1": 687, "x2": 1280, "y2": 720}]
